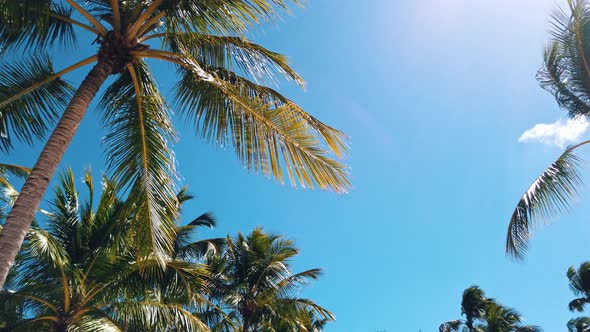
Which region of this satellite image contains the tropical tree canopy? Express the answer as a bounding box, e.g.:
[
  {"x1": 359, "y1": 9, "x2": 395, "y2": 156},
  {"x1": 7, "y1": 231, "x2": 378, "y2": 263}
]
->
[
  {"x1": 0, "y1": 0, "x2": 350, "y2": 288},
  {"x1": 0, "y1": 169, "x2": 218, "y2": 331},
  {"x1": 440, "y1": 286, "x2": 541, "y2": 332},
  {"x1": 568, "y1": 317, "x2": 590, "y2": 332},
  {"x1": 565, "y1": 263, "x2": 590, "y2": 332},
  {"x1": 506, "y1": 0, "x2": 590, "y2": 259},
  {"x1": 567, "y1": 262, "x2": 590, "y2": 313},
  {"x1": 0, "y1": 168, "x2": 335, "y2": 331},
  {"x1": 202, "y1": 228, "x2": 335, "y2": 332}
]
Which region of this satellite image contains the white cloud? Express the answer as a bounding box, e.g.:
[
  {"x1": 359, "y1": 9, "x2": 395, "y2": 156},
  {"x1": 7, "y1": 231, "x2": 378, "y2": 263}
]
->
[{"x1": 518, "y1": 117, "x2": 589, "y2": 147}]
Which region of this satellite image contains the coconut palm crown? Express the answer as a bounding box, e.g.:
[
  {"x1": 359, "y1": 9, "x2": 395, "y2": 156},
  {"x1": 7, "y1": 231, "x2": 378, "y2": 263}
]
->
[
  {"x1": 203, "y1": 228, "x2": 335, "y2": 332},
  {"x1": 440, "y1": 286, "x2": 542, "y2": 332},
  {"x1": 0, "y1": 0, "x2": 350, "y2": 287}
]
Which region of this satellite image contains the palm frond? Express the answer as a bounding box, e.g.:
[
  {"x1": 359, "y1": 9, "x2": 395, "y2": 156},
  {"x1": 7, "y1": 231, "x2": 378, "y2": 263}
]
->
[
  {"x1": 161, "y1": 0, "x2": 300, "y2": 36},
  {"x1": 108, "y1": 301, "x2": 210, "y2": 332},
  {"x1": 67, "y1": 314, "x2": 122, "y2": 332},
  {"x1": 174, "y1": 212, "x2": 219, "y2": 257},
  {"x1": 44, "y1": 169, "x2": 97, "y2": 267},
  {"x1": 0, "y1": 163, "x2": 30, "y2": 192},
  {"x1": 99, "y1": 60, "x2": 179, "y2": 261},
  {"x1": 506, "y1": 144, "x2": 584, "y2": 260},
  {"x1": 538, "y1": 0, "x2": 590, "y2": 118},
  {"x1": 568, "y1": 317, "x2": 590, "y2": 332},
  {"x1": 0, "y1": 163, "x2": 30, "y2": 181},
  {"x1": 275, "y1": 298, "x2": 335, "y2": 322},
  {"x1": 163, "y1": 32, "x2": 304, "y2": 86},
  {"x1": 174, "y1": 62, "x2": 349, "y2": 192},
  {"x1": 567, "y1": 263, "x2": 590, "y2": 296},
  {"x1": 570, "y1": 298, "x2": 590, "y2": 312},
  {"x1": 186, "y1": 212, "x2": 217, "y2": 228},
  {"x1": 0, "y1": 0, "x2": 76, "y2": 53},
  {"x1": 0, "y1": 53, "x2": 74, "y2": 152},
  {"x1": 440, "y1": 320, "x2": 463, "y2": 332},
  {"x1": 22, "y1": 226, "x2": 70, "y2": 273},
  {"x1": 275, "y1": 268, "x2": 322, "y2": 299}
]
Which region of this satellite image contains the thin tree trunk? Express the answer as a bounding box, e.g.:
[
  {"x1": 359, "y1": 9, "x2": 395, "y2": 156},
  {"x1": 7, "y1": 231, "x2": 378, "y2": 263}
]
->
[{"x1": 0, "y1": 60, "x2": 113, "y2": 288}]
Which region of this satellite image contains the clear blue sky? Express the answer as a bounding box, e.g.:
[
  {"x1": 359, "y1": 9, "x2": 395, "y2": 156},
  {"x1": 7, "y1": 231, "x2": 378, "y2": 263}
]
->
[{"x1": 7, "y1": 0, "x2": 590, "y2": 330}]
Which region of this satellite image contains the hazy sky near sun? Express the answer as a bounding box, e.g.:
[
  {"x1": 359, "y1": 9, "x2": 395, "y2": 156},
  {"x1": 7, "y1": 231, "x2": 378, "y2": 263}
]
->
[{"x1": 8, "y1": 0, "x2": 590, "y2": 331}]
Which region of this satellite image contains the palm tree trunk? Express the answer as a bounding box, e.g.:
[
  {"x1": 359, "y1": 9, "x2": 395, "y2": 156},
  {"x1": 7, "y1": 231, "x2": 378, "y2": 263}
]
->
[{"x1": 0, "y1": 60, "x2": 113, "y2": 288}]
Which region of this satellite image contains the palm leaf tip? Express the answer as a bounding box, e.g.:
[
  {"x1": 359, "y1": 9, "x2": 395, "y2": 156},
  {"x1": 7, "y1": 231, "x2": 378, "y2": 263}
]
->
[{"x1": 506, "y1": 146, "x2": 583, "y2": 259}]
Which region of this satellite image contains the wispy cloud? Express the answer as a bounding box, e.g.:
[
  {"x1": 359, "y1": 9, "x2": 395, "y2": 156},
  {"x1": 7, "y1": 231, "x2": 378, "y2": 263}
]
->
[{"x1": 518, "y1": 117, "x2": 589, "y2": 147}]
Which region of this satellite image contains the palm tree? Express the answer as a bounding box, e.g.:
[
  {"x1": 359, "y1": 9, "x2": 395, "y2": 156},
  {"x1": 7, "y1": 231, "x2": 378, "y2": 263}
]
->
[
  {"x1": 568, "y1": 317, "x2": 590, "y2": 332},
  {"x1": 481, "y1": 302, "x2": 541, "y2": 332},
  {"x1": 203, "y1": 228, "x2": 335, "y2": 332},
  {"x1": 0, "y1": 169, "x2": 219, "y2": 331},
  {"x1": 0, "y1": 0, "x2": 350, "y2": 287},
  {"x1": 505, "y1": 0, "x2": 590, "y2": 259},
  {"x1": 440, "y1": 287, "x2": 541, "y2": 332},
  {"x1": 566, "y1": 262, "x2": 590, "y2": 313},
  {"x1": 440, "y1": 286, "x2": 488, "y2": 332}
]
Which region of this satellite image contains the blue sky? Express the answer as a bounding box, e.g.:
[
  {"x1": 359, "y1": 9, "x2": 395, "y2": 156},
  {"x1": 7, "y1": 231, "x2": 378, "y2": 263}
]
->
[{"x1": 8, "y1": 0, "x2": 590, "y2": 330}]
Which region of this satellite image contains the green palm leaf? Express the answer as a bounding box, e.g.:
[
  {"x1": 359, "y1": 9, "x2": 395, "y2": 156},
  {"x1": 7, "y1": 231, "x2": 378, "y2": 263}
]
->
[
  {"x1": 0, "y1": 0, "x2": 76, "y2": 53},
  {"x1": 108, "y1": 301, "x2": 211, "y2": 332},
  {"x1": 0, "y1": 164, "x2": 30, "y2": 204},
  {"x1": 160, "y1": 0, "x2": 299, "y2": 36},
  {"x1": 99, "y1": 60, "x2": 179, "y2": 262},
  {"x1": 567, "y1": 262, "x2": 590, "y2": 312},
  {"x1": 506, "y1": 144, "x2": 584, "y2": 260},
  {"x1": 439, "y1": 320, "x2": 462, "y2": 332},
  {"x1": 568, "y1": 317, "x2": 590, "y2": 332},
  {"x1": 536, "y1": 0, "x2": 590, "y2": 118},
  {"x1": 175, "y1": 63, "x2": 349, "y2": 192},
  {"x1": 163, "y1": 32, "x2": 304, "y2": 86},
  {"x1": 0, "y1": 53, "x2": 73, "y2": 152}
]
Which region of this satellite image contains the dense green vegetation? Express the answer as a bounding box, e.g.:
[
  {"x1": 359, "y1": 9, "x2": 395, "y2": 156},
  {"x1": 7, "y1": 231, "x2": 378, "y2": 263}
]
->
[
  {"x1": 0, "y1": 0, "x2": 350, "y2": 288},
  {"x1": 6, "y1": 0, "x2": 590, "y2": 331},
  {"x1": 0, "y1": 169, "x2": 333, "y2": 331}
]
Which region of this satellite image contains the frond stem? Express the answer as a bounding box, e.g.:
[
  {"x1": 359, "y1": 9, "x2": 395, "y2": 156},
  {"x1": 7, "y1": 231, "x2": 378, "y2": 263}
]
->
[
  {"x1": 126, "y1": 0, "x2": 165, "y2": 41},
  {"x1": 0, "y1": 55, "x2": 98, "y2": 110},
  {"x1": 21, "y1": 316, "x2": 59, "y2": 326},
  {"x1": 569, "y1": 139, "x2": 590, "y2": 151},
  {"x1": 126, "y1": 63, "x2": 158, "y2": 256},
  {"x1": 10, "y1": 293, "x2": 59, "y2": 313},
  {"x1": 50, "y1": 13, "x2": 99, "y2": 34},
  {"x1": 137, "y1": 11, "x2": 166, "y2": 38},
  {"x1": 65, "y1": 0, "x2": 108, "y2": 36},
  {"x1": 111, "y1": 0, "x2": 121, "y2": 32},
  {"x1": 138, "y1": 32, "x2": 167, "y2": 42},
  {"x1": 60, "y1": 264, "x2": 70, "y2": 312},
  {"x1": 573, "y1": 7, "x2": 590, "y2": 92}
]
